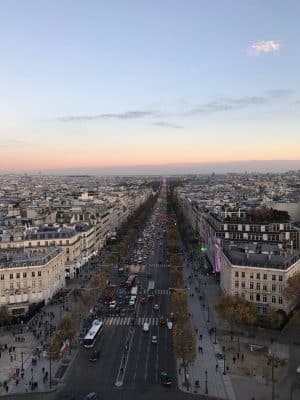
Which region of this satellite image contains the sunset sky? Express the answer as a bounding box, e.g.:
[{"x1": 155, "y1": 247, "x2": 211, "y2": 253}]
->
[{"x1": 1, "y1": 1, "x2": 300, "y2": 172}]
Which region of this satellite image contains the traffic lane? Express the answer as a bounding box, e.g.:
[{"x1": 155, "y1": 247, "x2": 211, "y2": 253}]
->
[
  {"x1": 61, "y1": 325, "x2": 127, "y2": 398},
  {"x1": 123, "y1": 299, "x2": 150, "y2": 386}
]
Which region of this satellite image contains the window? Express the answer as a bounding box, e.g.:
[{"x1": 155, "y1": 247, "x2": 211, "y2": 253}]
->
[
  {"x1": 250, "y1": 273, "x2": 254, "y2": 279},
  {"x1": 16, "y1": 273, "x2": 20, "y2": 279},
  {"x1": 0, "y1": 274, "x2": 4, "y2": 280},
  {"x1": 23, "y1": 272, "x2": 27, "y2": 278},
  {"x1": 272, "y1": 275, "x2": 276, "y2": 281},
  {"x1": 235, "y1": 281, "x2": 239, "y2": 288},
  {"x1": 241, "y1": 272, "x2": 245, "y2": 278},
  {"x1": 263, "y1": 285, "x2": 267, "y2": 291},
  {"x1": 235, "y1": 271, "x2": 239, "y2": 277},
  {"x1": 241, "y1": 281, "x2": 245, "y2": 288},
  {"x1": 29, "y1": 242, "x2": 32, "y2": 247},
  {"x1": 278, "y1": 297, "x2": 283, "y2": 305},
  {"x1": 278, "y1": 275, "x2": 283, "y2": 282},
  {"x1": 16, "y1": 281, "x2": 20, "y2": 289},
  {"x1": 272, "y1": 284, "x2": 276, "y2": 292},
  {"x1": 256, "y1": 283, "x2": 260, "y2": 290},
  {"x1": 38, "y1": 279, "x2": 42, "y2": 287},
  {"x1": 262, "y1": 307, "x2": 267, "y2": 314},
  {"x1": 272, "y1": 296, "x2": 276, "y2": 304},
  {"x1": 32, "y1": 280, "x2": 36, "y2": 288},
  {"x1": 263, "y1": 295, "x2": 267, "y2": 302},
  {"x1": 256, "y1": 273, "x2": 260, "y2": 279},
  {"x1": 256, "y1": 294, "x2": 261, "y2": 302},
  {"x1": 38, "y1": 271, "x2": 41, "y2": 277},
  {"x1": 9, "y1": 273, "x2": 13, "y2": 279},
  {"x1": 32, "y1": 272, "x2": 35, "y2": 277},
  {"x1": 250, "y1": 282, "x2": 254, "y2": 289},
  {"x1": 10, "y1": 282, "x2": 14, "y2": 289},
  {"x1": 250, "y1": 294, "x2": 253, "y2": 301},
  {"x1": 263, "y1": 274, "x2": 267, "y2": 280}
]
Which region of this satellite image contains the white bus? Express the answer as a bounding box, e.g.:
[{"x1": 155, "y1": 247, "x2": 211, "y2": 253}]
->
[{"x1": 83, "y1": 319, "x2": 103, "y2": 348}]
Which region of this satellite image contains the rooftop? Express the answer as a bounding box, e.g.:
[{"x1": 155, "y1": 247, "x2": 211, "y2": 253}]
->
[
  {"x1": 0, "y1": 247, "x2": 62, "y2": 269},
  {"x1": 223, "y1": 240, "x2": 300, "y2": 270}
]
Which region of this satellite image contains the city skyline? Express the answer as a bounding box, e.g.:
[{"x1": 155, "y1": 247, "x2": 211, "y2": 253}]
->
[{"x1": 1, "y1": 1, "x2": 300, "y2": 172}]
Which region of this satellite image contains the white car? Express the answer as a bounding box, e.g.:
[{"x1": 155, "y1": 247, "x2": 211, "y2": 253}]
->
[
  {"x1": 109, "y1": 300, "x2": 117, "y2": 309},
  {"x1": 297, "y1": 365, "x2": 300, "y2": 374},
  {"x1": 167, "y1": 321, "x2": 173, "y2": 330},
  {"x1": 143, "y1": 322, "x2": 149, "y2": 332},
  {"x1": 153, "y1": 304, "x2": 159, "y2": 311}
]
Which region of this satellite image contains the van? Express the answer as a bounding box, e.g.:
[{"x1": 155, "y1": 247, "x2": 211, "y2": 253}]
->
[
  {"x1": 143, "y1": 322, "x2": 149, "y2": 332},
  {"x1": 129, "y1": 296, "x2": 136, "y2": 308}
]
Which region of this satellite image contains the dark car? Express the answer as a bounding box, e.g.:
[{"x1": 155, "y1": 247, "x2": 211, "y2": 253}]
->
[
  {"x1": 84, "y1": 393, "x2": 98, "y2": 400},
  {"x1": 120, "y1": 308, "x2": 126, "y2": 317},
  {"x1": 89, "y1": 350, "x2": 100, "y2": 362}
]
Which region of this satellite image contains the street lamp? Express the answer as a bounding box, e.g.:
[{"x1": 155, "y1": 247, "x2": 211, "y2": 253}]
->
[
  {"x1": 205, "y1": 370, "x2": 208, "y2": 394},
  {"x1": 21, "y1": 351, "x2": 24, "y2": 372},
  {"x1": 49, "y1": 353, "x2": 52, "y2": 389},
  {"x1": 222, "y1": 346, "x2": 226, "y2": 375}
]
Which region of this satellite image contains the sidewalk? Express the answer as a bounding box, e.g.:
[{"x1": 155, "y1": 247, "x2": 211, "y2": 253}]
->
[
  {"x1": 176, "y1": 248, "x2": 236, "y2": 400},
  {"x1": 0, "y1": 258, "x2": 100, "y2": 395}
]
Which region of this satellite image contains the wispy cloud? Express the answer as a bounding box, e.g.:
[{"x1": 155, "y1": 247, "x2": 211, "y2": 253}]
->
[
  {"x1": 58, "y1": 110, "x2": 156, "y2": 122},
  {"x1": 153, "y1": 121, "x2": 183, "y2": 129},
  {"x1": 249, "y1": 40, "x2": 281, "y2": 56},
  {"x1": 188, "y1": 90, "x2": 292, "y2": 116},
  {"x1": 0, "y1": 139, "x2": 33, "y2": 148}
]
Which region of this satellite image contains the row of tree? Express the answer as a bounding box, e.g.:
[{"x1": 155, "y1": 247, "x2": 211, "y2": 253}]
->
[
  {"x1": 167, "y1": 188, "x2": 196, "y2": 366},
  {"x1": 48, "y1": 192, "x2": 158, "y2": 358}
]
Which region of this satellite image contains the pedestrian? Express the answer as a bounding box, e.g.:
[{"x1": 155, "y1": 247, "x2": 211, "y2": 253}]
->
[
  {"x1": 216, "y1": 364, "x2": 219, "y2": 371},
  {"x1": 232, "y1": 357, "x2": 236, "y2": 364},
  {"x1": 179, "y1": 367, "x2": 181, "y2": 374},
  {"x1": 241, "y1": 354, "x2": 244, "y2": 362},
  {"x1": 199, "y1": 334, "x2": 203, "y2": 340}
]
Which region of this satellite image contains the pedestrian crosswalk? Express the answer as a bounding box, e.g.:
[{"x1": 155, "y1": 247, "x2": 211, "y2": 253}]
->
[
  {"x1": 102, "y1": 316, "x2": 160, "y2": 326},
  {"x1": 140, "y1": 288, "x2": 170, "y2": 295},
  {"x1": 147, "y1": 263, "x2": 169, "y2": 268}
]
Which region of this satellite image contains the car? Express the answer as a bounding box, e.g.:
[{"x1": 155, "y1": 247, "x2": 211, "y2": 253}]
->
[
  {"x1": 84, "y1": 392, "x2": 98, "y2": 400},
  {"x1": 151, "y1": 335, "x2": 158, "y2": 344},
  {"x1": 153, "y1": 304, "x2": 159, "y2": 311},
  {"x1": 143, "y1": 322, "x2": 150, "y2": 332},
  {"x1": 109, "y1": 300, "x2": 117, "y2": 309},
  {"x1": 120, "y1": 308, "x2": 126, "y2": 317},
  {"x1": 297, "y1": 365, "x2": 300, "y2": 374},
  {"x1": 159, "y1": 316, "x2": 167, "y2": 326},
  {"x1": 167, "y1": 321, "x2": 173, "y2": 330},
  {"x1": 89, "y1": 350, "x2": 100, "y2": 362},
  {"x1": 160, "y1": 371, "x2": 172, "y2": 386},
  {"x1": 140, "y1": 296, "x2": 147, "y2": 304}
]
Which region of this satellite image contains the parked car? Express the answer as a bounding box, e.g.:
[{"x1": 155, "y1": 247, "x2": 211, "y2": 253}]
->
[{"x1": 153, "y1": 304, "x2": 160, "y2": 311}]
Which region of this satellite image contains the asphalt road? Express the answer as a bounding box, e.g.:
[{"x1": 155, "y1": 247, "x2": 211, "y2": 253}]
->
[{"x1": 52, "y1": 187, "x2": 198, "y2": 400}]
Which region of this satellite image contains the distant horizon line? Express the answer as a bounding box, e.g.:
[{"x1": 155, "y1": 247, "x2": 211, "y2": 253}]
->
[{"x1": 1, "y1": 159, "x2": 300, "y2": 176}]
